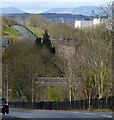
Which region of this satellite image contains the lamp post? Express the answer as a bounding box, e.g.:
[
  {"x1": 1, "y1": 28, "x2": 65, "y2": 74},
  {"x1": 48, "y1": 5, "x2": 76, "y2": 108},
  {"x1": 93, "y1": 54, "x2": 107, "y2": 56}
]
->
[{"x1": 3, "y1": 64, "x2": 8, "y2": 102}]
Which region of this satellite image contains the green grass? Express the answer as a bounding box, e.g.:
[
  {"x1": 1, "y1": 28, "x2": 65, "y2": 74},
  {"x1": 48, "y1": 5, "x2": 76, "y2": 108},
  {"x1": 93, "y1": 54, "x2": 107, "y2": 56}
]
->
[
  {"x1": 8, "y1": 27, "x2": 18, "y2": 36},
  {"x1": 3, "y1": 24, "x2": 18, "y2": 36},
  {"x1": 26, "y1": 26, "x2": 43, "y2": 38}
]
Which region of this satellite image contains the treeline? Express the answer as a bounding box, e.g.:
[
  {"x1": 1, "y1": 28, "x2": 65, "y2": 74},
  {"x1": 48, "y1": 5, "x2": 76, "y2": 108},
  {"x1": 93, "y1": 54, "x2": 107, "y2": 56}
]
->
[
  {"x1": 41, "y1": 13, "x2": 93, "y2": 25},
  {"x1": 2, "y1": 17, "x2": 17, "y2": 27},
  {"x1": 2, "y1": 23, "x2": 112, "y2": 104},
  {"x1": 22, "y1": 14, "x2": 85, "y2": 39},
  {"x1": 2, "y1": 40, "x2": 64, "y2": 102}
]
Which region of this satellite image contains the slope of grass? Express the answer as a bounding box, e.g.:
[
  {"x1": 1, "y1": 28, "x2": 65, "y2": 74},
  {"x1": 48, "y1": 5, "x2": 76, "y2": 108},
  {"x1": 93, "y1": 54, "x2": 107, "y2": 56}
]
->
[
  {"x1": 8, "y1": 27, "x2": 18, "y2": 36},
  {"x1": 26, "y1": 26, "x2": 43, "y2": 38},
  {"x1": 3, "y1": 24, "x2": 18, "y2": 36},
  {"x1": 2, "y1": 23, "x2": 20, "y2": 40}
]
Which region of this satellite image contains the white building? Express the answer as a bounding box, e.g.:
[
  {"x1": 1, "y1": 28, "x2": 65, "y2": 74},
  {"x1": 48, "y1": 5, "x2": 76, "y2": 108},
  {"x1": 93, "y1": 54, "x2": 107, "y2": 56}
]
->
[
  {"x1": 75, "y1": 21, "x2": 81, "y2": 28},
  {"x1": 75, "y1": 19, "x2": 93, "y2": 28},
  {"x1": 93, "y1": 18, "x2": 101, "y2": 25},
  {"x1": 75, "y1": 18, "x2": 107, "y2": 28}
]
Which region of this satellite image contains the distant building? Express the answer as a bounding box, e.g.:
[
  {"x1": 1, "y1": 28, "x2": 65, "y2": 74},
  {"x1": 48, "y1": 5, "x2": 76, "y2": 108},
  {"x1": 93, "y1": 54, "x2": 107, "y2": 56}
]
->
[
  {"x1": 36, "y1": 77, "x2": 67, "y2": 86},
  {"x1": 0, "y1": 38, "x2": 9, "y2": 52},
  {"x1": 75, "y1": 18, "x2": 109, "y2": 28},
  {"x1": 93, "y1": 18, "x2": 101, "y2": 25},
  {"x1": 75, "y1": 19, "x2": 93, "y2": 28}
]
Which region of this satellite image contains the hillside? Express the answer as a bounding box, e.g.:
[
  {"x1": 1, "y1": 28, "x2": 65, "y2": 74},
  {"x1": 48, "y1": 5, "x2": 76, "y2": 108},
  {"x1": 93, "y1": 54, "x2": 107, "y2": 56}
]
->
[
  {"x1": 21, "y1": 14, "x2": 85, "y2": 40},
  {"x1": 4, "y1": 13, "x2": 93, "y2": 26},
  {"x1": 43, "y1": 6, "x2": 99, "y2": 16},
  {"x1": 26, "y1": 26, "x2": 43, "y2": 38},
  {"x1": 2, "y1": 14, "x2": 88, "y2": 42},
  {"x1": 2, "y1": 13, "x2": 93, "y2": 25},
  {"x1": 0, "y1": 7, "x2": 25, "y2": 14},
  {"x1": 41, "y1": 13, "x2": 93, "y2": 25},
  {"x1": 2, "y1": 17, "x2": 19, "y2": 40}
]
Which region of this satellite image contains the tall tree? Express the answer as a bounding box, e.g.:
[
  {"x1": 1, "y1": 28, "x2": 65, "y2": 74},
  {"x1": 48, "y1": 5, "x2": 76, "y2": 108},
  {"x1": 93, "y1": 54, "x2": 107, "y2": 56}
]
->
[
  {"x1": 99, "y1": 2, "x2": 113, "y2": 29},
  {"x1": 43, "y1": 29, "x2": 52, "y2": 49},
  {"x1": 36, "y1": 37, "x2": 41, "y2": 46}
]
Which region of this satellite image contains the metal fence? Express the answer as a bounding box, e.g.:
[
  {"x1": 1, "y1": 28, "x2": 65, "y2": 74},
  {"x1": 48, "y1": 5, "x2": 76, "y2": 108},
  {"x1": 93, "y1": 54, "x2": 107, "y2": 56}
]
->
[{"x1": 8, "y1": 96, "x2": 113, "y2": 110}]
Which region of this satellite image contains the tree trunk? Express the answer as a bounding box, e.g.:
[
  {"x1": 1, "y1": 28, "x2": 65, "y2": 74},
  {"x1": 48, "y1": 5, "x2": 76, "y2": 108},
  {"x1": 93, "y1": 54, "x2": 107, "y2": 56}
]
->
[
  {"x1": 89, "y1": 93, "x2": 91, "y2": 109},
  {"x1": 32, "y1": 78, "x2": 33, "y2": 103},
  {"x1": 99, "y1": 62, "x2": 103, "y2": 99},
  {"x1": 69, "y1": 87, "x2": 72, "y2": 102}
]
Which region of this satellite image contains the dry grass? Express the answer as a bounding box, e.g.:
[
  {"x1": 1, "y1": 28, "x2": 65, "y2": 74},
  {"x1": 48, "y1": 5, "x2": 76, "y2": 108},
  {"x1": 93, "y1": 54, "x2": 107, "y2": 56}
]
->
[{"x1": 26, "y1": 26, "x2": 43, "y2": 38}]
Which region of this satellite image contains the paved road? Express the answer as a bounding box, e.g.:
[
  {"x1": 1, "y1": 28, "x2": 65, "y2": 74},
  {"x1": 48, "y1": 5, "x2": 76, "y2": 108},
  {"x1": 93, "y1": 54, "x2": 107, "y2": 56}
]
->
[
  {"x1": 1, "y1": 108, "x2": 113, "y2": 120},
  {"x1": 12, "y1": 25, "x2": 37, "y2": 40}
]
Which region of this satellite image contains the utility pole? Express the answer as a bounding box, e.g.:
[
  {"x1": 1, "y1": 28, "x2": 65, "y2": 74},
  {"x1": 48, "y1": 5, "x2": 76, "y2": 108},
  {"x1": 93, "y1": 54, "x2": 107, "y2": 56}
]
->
[
  {"x1": 6, "y1": 64, "x2": 8, "y2": 102},
  {"x1": 3, "y1": 64, "x2": 8, "y2": 102}
]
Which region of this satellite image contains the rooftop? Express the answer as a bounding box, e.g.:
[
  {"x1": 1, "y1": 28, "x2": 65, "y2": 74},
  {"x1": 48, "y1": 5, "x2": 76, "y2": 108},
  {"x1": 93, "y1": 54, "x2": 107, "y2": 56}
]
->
[{"x1": 0, "y1": 38, "x2": 9, "y2": 47}]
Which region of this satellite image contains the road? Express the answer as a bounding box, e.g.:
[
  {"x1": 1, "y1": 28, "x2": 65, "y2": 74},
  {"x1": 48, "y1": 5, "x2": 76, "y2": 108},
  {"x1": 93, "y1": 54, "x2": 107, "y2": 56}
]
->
[
  {"x1": 12, "y1": 25, "x2": 37, "y2": 40},
  {"x1": 1, "y1": 108, "x2": 113, "y2": 120}
]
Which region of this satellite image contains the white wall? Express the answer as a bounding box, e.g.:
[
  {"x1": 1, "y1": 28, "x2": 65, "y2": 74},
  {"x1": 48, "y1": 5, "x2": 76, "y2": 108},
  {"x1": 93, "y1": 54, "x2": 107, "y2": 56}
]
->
[
  {"x1": 75, "y1": 18, "x2": 103, "y2": 28},
  {"x1": 93, "y1": 18, "x2": 100, "y2": 25},
  {"x1": 75, "y1": 21, "x2": 81, "y2": 28}
]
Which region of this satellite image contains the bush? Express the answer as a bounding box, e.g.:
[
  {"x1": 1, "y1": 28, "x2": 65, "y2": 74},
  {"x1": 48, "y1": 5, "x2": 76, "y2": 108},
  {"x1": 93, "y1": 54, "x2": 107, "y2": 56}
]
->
[{"x1": 48, "y1": 87, "x2": 62, "y2": 102}]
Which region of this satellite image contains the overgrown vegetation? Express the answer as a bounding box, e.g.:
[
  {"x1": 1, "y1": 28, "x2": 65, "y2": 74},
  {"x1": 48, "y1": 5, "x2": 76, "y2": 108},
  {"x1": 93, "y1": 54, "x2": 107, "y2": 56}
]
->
[
  {"x1": 81, "y1": 24, "x2": 112, "y2": 42},
  {"x1": 2, "y1": 3, "x2": 113, "y2": 105},
  {"x1": 47, "y1": 87, "x2": 63, "y2": 102},
  {"x1": 2, "y1": 40, "x2": 63, "y2": 101}
]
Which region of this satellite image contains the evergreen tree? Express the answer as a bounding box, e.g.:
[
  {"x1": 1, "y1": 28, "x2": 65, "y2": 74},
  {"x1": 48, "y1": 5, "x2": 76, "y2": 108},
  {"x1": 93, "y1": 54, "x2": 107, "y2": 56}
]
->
[
  {"x1": 43, "y1": 29, "x2": 52, "y2": 49},
  {"x1": 36, "y1": 37, "x2": 41, "y2": 46},
  {"x1": 51, "y1": 47, "x2": 55, "y2": 53}
]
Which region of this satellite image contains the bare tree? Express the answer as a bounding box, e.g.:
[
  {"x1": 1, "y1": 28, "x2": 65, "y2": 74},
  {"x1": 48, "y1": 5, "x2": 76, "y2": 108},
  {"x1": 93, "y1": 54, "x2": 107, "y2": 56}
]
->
[{"x1": 99, "y1": 2, "x2": 113, "y2": 30}]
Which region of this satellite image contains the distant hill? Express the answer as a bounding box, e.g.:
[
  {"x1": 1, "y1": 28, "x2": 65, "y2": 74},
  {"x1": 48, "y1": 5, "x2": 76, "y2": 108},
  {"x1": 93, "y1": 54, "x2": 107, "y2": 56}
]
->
[
  {"x1": 43, "y1": 8, "x2": 73, "y2": 14},
  {"x1": 2, "y1": 13, "x2": 30, "y2": 19},
  {"x1": 43, "y1": 6, "x2": 99, "y2": 16},
  {"x1": 41, "y1": 13, "x2": 93, "y2": 25},
  {"x1": 2, "y1": 12, "x2": 94, "y2": 26},
  {"x1": 0, "y1": 7, "x2": 25, "y2": 14}
]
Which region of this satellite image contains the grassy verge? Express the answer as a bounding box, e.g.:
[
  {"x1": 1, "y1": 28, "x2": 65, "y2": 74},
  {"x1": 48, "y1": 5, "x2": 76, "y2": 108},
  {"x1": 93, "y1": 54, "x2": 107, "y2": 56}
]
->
[
  {"x1": 3, "y1": 35, "x2": 20, "y2": 41},
  {"x1": 8, "y1": 27, "x2": 18, "y2": 36},
  {"x1": 26, "y1": 26, "x2": 43, "y2": 37}
]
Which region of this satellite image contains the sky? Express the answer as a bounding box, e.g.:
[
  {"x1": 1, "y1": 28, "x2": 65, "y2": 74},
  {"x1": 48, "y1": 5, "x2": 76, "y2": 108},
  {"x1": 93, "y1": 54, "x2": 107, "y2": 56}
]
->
[{"x1": 0, "y1": 0, "x2": 113, "y2": 13}]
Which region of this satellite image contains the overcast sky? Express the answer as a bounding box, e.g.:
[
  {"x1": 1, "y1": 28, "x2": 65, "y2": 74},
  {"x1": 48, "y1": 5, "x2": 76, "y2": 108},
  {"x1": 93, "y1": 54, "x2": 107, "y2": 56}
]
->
[
  {"x1": 0, "y1": 0, "x2": 112, "y2": 2},
  {"x1": 0, "y1": 0, "x2": 113, "y2": 13}
]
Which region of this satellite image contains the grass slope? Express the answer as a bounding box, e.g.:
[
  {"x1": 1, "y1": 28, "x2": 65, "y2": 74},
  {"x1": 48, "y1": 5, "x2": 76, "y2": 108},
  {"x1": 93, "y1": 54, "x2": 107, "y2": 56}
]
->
[
  {"x1": 3, "y1": 24, "x2": 18, "y2": 36},
  {"x1": 26, "y1": 26, "x2": 43, "y2": 38},
  {"x1": 2, "y1": 24, "x2": 20, "y2": 40}
]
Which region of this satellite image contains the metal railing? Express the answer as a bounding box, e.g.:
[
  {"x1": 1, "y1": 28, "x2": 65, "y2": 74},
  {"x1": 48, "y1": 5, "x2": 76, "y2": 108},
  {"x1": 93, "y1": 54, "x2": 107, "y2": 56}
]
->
[{"x1": 8, "y1": 96, "x2": 113, "y2": 110}]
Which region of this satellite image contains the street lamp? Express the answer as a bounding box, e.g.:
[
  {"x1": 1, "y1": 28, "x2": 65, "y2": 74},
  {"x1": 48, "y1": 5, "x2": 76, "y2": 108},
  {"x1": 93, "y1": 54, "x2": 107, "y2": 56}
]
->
[{"x1": 3, "y1": 64, "x2": 8, "y2": 102}]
